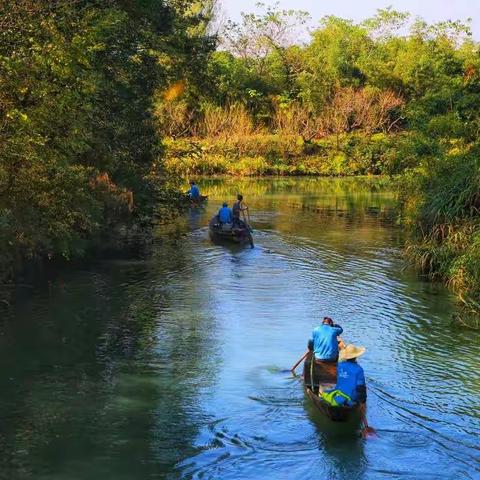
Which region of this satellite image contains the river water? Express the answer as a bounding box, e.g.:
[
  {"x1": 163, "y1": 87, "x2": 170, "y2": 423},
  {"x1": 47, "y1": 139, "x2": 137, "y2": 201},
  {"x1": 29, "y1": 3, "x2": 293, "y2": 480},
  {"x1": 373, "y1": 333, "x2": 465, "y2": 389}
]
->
[{"x1": 0, "y1": 177, "x2": 479, "y2": 480}]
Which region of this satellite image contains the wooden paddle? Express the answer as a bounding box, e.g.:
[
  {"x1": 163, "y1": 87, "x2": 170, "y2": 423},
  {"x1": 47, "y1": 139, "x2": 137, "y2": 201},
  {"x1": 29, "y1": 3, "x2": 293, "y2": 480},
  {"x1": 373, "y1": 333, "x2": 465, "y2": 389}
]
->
[
  {"x1": 360, "y1": 404, "x2": 377, "y2": 438},
  {"x1": 242, "y1": 207, "x2": 254, "y2": 248},
  {"x1": 290, "y1": 350, "x2": 309, "y2": 373}
]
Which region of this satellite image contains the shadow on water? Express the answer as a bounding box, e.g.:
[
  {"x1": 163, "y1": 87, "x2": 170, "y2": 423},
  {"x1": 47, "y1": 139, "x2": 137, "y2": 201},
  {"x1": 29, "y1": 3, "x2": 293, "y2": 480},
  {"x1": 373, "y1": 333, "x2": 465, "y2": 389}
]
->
[
  {"x1": 0, "y1": 239, "x2": 221, "y2": 479},
  {"x1": 207, "y1": 234, "x2": 250, "y2": 253},
  {"x1": 306, "y1": 401, "x2": 367, "y2": 480}
]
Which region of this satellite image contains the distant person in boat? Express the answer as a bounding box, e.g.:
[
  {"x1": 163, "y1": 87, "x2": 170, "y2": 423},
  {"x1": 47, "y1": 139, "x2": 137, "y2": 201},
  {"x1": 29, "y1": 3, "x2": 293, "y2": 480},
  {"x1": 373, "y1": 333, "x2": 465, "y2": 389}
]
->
[
  {"x1": 320, "y1": 344, "x2": 367, "y2": 408},
  {"x1": 218, "y1": 202, "x2": 233, "y2": 226},
  {"x1": 232, "y1": 194, "x2": 247, "y2": 227},
  {"x1": 187, "y1": 181, "x2": 200, "y2": 200},
  {"x1": 308, "y1": 317, "x2": 344, "y2": 363}
]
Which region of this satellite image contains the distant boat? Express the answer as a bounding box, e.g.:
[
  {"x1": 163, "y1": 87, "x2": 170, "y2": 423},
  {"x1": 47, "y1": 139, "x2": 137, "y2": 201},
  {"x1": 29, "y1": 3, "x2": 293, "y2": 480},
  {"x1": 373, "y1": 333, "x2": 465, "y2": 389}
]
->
[
  {"x1": 303, "y1": 352, "x2": 361, "y2": 422},
  {"x1": 208, "y1": 215, "x2": 254, "y2": 248},
  {"x1": 184, "y1": 194, "x2": 208, "y2": 207}
]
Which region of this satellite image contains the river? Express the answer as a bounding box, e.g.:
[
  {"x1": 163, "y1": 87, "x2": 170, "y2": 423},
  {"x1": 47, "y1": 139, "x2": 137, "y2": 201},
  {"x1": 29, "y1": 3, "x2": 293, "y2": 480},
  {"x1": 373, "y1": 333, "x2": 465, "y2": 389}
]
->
[{"x1": 0, "y1": 177, "x2": 479, "y2": 480}]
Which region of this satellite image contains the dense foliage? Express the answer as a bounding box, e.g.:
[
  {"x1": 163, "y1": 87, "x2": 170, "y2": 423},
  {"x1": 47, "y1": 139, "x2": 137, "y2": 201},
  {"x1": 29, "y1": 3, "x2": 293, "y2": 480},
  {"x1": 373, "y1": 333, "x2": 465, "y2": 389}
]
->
[
  {"x1": 162, "y1": 6, "x2": 479, "y2": 176},
  {"x1": 2, "y1": 1, "x2": 480, "y2": 310},
  {"x1": 159, "y1": 4, "x2": 480, "y2": 309},
  {"x1": 0, "y1": 0, "x2": 215, "y2": 278}
]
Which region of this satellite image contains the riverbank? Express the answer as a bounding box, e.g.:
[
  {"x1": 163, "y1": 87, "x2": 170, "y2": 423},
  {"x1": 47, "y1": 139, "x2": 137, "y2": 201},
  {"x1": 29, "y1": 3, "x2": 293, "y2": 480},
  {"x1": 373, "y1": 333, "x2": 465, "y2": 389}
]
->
[
  {"x1": 399, "y1": 145, "x2": 480, "y2": 326},
  {"x1": 0, "y1": 190, "x2": 188, "y2": 310},
  {"x1": 164, "y1": 133, "x2": 399, "y2": 177},
  {"x1": 164, "y1": 130, "x2": 480, "y2": 323},
  {"x1": 0, "y1": 2, "x2": 215, "y2": 295}
]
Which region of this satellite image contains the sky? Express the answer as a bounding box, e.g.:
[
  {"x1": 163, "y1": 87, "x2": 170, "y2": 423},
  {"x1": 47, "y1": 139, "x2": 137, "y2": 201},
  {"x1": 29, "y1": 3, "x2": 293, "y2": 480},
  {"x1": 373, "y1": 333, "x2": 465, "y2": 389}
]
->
[{"x1": 219, "y1": 0, "x2": 480, "y2": 39}]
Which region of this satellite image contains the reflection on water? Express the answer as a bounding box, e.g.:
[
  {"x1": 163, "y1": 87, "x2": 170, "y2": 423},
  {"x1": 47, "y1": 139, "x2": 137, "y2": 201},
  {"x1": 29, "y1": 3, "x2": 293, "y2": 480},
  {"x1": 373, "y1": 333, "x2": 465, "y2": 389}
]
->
[{"x1": 0, "y1": 177, "x2": 479, "y2": 480}]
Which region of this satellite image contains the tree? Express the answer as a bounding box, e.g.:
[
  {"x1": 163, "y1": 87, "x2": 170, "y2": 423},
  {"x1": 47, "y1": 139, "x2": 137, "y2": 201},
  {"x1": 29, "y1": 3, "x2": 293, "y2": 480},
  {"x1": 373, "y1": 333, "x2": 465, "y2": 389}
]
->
[{"x1": 0, "y1": 0, "x2": 216, "y2": 274}]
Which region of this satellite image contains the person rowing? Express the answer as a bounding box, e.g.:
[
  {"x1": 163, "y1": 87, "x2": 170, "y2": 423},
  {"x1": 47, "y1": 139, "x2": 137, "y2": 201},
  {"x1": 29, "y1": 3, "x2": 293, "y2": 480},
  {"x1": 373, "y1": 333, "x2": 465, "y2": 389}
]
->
[
  {"x1": 308, "y1": 316, "x2": 344, "y2": 364},
  {"x1": 232, "y1": 194, "x2": 248, "y2": 227},
  {"x1": 319, "y1": 344, "x2": 366, "y2": 407},
  {"x1": 186, "y1": 180, "x2": 200, "y2": 201},
  {"x1": 319, "y1": 343, "x2": 375, "y2": 436}
]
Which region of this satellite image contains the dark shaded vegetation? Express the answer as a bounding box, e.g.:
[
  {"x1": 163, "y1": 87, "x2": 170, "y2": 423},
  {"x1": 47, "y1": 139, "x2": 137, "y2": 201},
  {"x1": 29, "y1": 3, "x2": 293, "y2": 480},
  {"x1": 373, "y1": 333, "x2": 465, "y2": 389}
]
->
[{"x1": 0, "y1": 0, "x2": 215, "y2": 282}]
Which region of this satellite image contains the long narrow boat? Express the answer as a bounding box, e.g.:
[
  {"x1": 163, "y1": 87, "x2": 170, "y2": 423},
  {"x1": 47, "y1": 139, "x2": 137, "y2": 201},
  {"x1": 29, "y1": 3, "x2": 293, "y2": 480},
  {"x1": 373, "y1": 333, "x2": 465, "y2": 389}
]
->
[
  {"x1": 303, "y1": 352, "x2": 361, "y2": 422},
  {"x1": 184, "y1": 194, "x2": 208, "y2": 207},
  {"x1": 208, "y1": 215, "x2": 254, "y2": 247}
]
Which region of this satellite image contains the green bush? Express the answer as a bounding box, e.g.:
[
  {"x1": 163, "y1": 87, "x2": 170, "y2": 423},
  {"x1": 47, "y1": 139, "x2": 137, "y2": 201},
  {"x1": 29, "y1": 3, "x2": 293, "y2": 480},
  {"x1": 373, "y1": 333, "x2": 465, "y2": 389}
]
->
[{"x1": 399, "y1": 144, "x2": 480, "y2": 311}]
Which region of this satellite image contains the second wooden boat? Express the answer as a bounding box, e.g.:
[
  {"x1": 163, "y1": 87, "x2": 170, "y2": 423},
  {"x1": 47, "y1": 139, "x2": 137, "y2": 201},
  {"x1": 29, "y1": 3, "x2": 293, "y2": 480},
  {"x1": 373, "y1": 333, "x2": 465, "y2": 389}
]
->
[
  {"x1": 184, "y1": 194, "x2": 208, "y2": 207},
  {"x1": 208, "y1": 215, "x2": 254, "y2": 247},
  {"x1": 303, "y1": 352, "x2": 361, "y2": 422}
]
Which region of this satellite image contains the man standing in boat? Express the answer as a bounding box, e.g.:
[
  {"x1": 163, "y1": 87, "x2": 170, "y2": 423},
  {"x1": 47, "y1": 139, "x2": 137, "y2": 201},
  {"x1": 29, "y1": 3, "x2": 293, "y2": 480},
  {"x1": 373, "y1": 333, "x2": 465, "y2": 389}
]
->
[
  {"x1": 232, "y1": 194, "x2": 247, "y2": 227},
  {"x1": 308, "y1": 317, "x2": 344, "y2": 363}
]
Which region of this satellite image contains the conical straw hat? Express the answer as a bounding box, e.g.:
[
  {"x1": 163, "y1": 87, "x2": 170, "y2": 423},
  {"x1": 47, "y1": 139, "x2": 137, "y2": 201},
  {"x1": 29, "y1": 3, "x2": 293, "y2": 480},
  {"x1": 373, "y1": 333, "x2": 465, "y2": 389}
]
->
[{"x1": 339, "y1": 344, "x2": 366, "y2": 361}]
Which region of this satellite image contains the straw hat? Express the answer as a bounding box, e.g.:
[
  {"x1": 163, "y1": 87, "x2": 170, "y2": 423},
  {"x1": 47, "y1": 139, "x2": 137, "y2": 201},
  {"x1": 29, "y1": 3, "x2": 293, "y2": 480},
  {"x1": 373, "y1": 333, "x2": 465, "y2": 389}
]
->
[{"x1": 339, "y1": 344, "x2": 366, "y2": 361}]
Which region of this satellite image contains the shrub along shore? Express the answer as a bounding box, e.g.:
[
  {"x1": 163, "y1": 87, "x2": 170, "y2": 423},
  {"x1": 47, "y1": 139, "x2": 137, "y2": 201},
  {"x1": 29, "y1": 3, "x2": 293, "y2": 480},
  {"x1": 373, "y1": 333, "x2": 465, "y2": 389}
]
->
[
  {"x1": 0, "y1": 0, "x2": 216, "y2": 290},
  {"x1": 164, "y1": 133, "x2": 398, "y2": 177}
]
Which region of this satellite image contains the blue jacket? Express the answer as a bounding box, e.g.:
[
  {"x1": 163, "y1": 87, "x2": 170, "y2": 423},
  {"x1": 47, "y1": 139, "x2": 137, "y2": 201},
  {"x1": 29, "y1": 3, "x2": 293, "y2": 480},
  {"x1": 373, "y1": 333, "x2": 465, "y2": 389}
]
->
[
  {"x1": 218, "y1": 206, "x2": 233, "y2": 224},
  {"x1": 189, "y1": 185, "x2": 200, "y2": 199},
  {"x1": 334, "y1": 360, "x2": 366, "y2": 403},
  {"x1": 309, "y1": 324, "x2": 343, "y2": 361}
]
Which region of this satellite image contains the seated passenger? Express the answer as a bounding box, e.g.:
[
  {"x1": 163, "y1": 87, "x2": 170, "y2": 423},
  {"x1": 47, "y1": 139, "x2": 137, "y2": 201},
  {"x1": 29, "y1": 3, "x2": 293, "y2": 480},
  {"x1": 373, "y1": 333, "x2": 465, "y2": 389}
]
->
[
  {"x1": 218, "y1": 202, "x2": 233, "y2": 225},
  {"x1": 308, "y1": 317, "x2": 343, "y2": 363},
  {"x1": 320, "y1": 344, "x2": 367, "y2": 407}
]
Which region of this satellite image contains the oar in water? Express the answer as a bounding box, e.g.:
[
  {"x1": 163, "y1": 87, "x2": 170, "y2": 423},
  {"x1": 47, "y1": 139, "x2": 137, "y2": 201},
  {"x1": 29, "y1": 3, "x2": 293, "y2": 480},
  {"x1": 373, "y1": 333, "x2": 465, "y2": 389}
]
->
[
  {"x1": 360, "y1": 404, "x2": 377, "y2": 438},
  {"x1": 246, "y1": 207, "x2": 252, "y2": 226},
  {"x1": 242, "y1": 208, "x2": 254, "y2": 248},
  {"x1": 290, "y1": 350, "x2": 309, "y2": 373}
]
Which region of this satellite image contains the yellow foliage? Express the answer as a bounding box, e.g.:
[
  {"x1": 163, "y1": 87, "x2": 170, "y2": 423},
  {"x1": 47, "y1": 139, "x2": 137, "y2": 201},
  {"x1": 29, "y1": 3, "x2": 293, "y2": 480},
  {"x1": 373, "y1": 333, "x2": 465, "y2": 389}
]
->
[
  {"x1": 164, "y1": 81, "x2": 186, "y2": 102},
  {"x1": 89, "y1": 173, "x2": 134, "y2": 211}
]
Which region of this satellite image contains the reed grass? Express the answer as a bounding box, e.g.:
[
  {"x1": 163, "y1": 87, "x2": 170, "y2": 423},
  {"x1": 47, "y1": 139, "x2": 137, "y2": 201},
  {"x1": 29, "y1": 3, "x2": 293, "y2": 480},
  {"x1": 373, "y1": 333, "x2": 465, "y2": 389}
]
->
[{"x1": 401, "y1": 147, "x2": 480, "y2": 322}]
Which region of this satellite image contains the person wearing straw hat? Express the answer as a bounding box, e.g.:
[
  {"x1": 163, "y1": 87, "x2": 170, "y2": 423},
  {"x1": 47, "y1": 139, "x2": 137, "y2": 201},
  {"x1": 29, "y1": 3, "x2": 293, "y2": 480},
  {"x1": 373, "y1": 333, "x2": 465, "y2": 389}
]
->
[{"x1": 319, "y1": 344, "x2": 367, "y2": 407}]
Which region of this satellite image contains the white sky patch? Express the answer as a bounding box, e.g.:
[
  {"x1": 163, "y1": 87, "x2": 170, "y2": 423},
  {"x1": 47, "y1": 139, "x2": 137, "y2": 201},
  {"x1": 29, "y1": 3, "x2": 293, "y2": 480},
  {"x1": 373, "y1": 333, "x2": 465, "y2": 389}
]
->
[{"x1": 219, "y1": 0, "x2": 479, "y2": 39}]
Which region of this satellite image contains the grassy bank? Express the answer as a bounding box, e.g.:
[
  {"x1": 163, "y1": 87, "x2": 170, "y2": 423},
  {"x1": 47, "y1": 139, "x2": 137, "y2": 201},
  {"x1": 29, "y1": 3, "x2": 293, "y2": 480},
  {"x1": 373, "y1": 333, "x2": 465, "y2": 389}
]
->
[
  {"x1": 164, "y1": 133, "x2": 399, "y2": 177},
  {"x1": 399, "y1": 145, "x2": 480, "y2": 327}
]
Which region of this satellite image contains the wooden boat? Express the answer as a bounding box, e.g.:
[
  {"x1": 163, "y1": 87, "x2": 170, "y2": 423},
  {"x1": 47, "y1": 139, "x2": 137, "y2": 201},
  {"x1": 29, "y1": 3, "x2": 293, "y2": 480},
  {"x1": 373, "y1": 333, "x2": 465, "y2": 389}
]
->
[
  {"x1": 208, "y1": 215, "x2": 254, "y2": 247},
  {"x1": 303, "y1": 352, "x2": 361, "y2": 422},
  {"x1": 184, "y1": 194, "x2": 208, "y2": 207}
]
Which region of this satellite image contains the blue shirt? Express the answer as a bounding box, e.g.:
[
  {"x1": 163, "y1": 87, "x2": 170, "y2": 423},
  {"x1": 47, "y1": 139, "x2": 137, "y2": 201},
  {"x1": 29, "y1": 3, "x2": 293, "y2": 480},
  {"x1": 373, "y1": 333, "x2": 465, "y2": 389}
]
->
[
  {"x1": 189, "y1": 185, "x2": 200, "y2": 199},
  {"x1": 218, "y1": 206, "x2": 232, "y2": 224},
  {"x1": 309, "y1": 324, "x2": 343, "y2": 361},
  {"x1": 335, "y1": 360, "x2": 365, "y2": 402}
]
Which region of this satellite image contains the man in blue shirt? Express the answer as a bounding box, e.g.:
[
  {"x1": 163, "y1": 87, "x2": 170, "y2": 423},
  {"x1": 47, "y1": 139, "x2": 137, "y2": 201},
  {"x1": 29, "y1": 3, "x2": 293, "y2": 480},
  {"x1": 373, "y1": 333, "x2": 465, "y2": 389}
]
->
[
  {"x1": 320, "y1": 344, "x2": 367, "y2": 407},
  {"x1": 187, "y1": 181, "x2": 200, "y2": 200},
  {"x1": 308, "y1": 317, "x2": 344, "y2": 362},
  {"x1": 218, "y1": 202, "x2": 233, "y2": 225}
]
